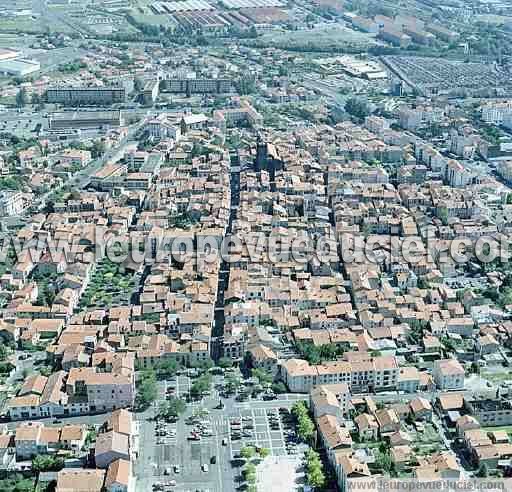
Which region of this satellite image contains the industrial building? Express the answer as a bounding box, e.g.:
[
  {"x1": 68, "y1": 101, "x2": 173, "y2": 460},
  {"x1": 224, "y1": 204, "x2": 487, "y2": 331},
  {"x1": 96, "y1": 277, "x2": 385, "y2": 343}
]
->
[
  {"x1": 0, "y1": 58, "x2": 40, "y2": 78},
  {"x1": 48, "y1": 111, "x2": 123, "y2": 129},
  {"x1": 46, "y1": 87, "x2": 126, "y2": 106}
]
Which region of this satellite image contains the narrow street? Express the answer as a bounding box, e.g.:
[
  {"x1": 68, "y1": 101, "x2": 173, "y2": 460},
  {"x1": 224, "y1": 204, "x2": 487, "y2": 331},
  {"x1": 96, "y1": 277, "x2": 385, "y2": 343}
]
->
[{"x1": 211, "y1": 150, "x2": 240, "y2": 359}]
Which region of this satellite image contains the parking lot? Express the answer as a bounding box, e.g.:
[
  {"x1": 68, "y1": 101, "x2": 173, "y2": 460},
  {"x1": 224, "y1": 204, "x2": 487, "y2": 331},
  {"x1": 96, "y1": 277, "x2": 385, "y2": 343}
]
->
[
  {"x1": 0, "y1": 112, "x2": 47, "y2": 138},
  {"x1": 227, "y1": 406, "x2": 304, "y2": 459},
  {"x1": 135, "y1": 371, "x2": 309, "y2": 492},
  {"x1": 136, "y1": 374, "x2": 233, "y2": 492}
]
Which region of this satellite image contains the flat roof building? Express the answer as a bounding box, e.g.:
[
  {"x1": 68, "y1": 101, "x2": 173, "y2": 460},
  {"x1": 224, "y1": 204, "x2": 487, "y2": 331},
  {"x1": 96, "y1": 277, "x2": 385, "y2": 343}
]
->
[
  {"x1": 46, "y1": 87, "x2": 126, "y2": 106},
  {"x1": 49, "y1": 110, "x2": 123, "y2": 130},
  {"x1": 0, "y1": 58, "x2": 40, "y2": 77}
]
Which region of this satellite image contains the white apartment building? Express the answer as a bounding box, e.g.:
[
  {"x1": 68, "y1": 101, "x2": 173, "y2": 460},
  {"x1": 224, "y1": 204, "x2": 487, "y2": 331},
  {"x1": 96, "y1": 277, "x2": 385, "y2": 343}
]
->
[
  {"x1": 281, "y1": 356, "x2": 399, "y2": 394},
  {"x1": 0, "y1": 191, "x2": 25, "y2": 217},
  {"x1": 86, "y1": 373, "x2": 135, "y2": 413},
  {"x1": 310, "y1": 384, "x2": 351, "y2": 419},
  {"x1": 498, "y1": 160, "x2": 512, "y2": 184},
  {"x1": 433, "y1": 359, "x2": 465, "y2": 390},
  {"x1": 482, "y1": 101, "x2": 512, "y2": 125},
  {"x1": 146, "y1": 114, "x2": 181, "y2": 140}
]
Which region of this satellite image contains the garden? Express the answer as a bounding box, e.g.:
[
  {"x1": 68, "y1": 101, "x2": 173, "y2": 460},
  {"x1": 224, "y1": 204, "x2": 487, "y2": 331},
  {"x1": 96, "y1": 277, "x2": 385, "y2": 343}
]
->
[{"x1": 79, "y1": 258, "x2": 136, "y2": 309}]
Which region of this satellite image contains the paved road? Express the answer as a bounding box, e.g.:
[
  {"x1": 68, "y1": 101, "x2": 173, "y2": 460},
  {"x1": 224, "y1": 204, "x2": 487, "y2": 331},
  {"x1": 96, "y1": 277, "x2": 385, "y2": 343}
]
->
[
  {"x1": 4, "y1": 410, "x2": 109, "y2": 431},
  {"x1": 27, "y1": 120, "x2": 144, "y2": 214}
]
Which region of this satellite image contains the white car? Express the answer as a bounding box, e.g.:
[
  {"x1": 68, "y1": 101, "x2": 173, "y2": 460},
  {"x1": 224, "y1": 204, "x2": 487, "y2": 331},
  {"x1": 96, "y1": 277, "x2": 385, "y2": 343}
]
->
[{"x1": 201, "y1": 464, "x2": 209, "y2": 473}]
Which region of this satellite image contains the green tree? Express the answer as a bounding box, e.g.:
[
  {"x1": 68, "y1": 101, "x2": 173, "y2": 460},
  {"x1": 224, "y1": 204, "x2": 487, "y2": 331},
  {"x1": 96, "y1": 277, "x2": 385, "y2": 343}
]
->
[
  {"x1": 0, "y1": 344, "x2": 8, "y2": 362},
  {"x1": 190, "y1": 373, "x2": 212, "y2": 398},
  {"x1": 308, "y1": 466, "x2": 326, "y2": 488},
  {"x1": 225, "y1": 373, "x2": 242, "y2": 392},
  {"x1": 217, "y1": 357, "x2": 233, "y2": 369},
  {"x1": 91, "y1": 140, "x2": 106, "y2": 159},
  {"x1": 258, "y1": 447, "x2": 270, "y2": 459},
  {"x1": 296, "y1": 341, "x2": 324, "y2": 365},
  {"x1": 292, "y1": 401, "x2": 315, "y2": 442},
  {"x1": 298, "y1": 415, "x2": 315, "y2": 441},
  {"x1": 476, "y1": 464, "x2": 489, "y2": 477},
  {"x1": 271, "y1": 382, "x2": 287, "y2": 394},
  {"x1": 292, "y1": 401, "x2": 308, "y2": 418},
  {"x1": 0, "y1": 476, "x2": 35, "y2": 492},
  {"x1": 32, "y1": 454, "x2": 64, "y2": 472},
  {"x1": 158, "y1": 397, "x2": 186, "y2": 420},
  {"x1": 194, "y1": 359, "x2": 214, "y2": 372},
  {"x1": 252, "y1": 368, "x2": 273, "y2": 385},
  {"x1": 135, "y1": 369, "x2": 157, "y2": 410},
  {"x1": 243, "y1": 463, "x2": 256, "y2": 476},
  {"x1": 438, "y1": 207, "x2": 449, "y2": 226},
  {"x1": 240, "y1": 446, "x2": 256, "y2": 460},
  {"x1": 157, "y1": 359, "x2": 179, "y2": 379},
  {"x1": 345, "y1": 97, "x2": 369, "y2": 120},
  {"x1": 375, "y1": 449, "x2": 393, "y2": 473},
  {"x1": 237, "y1": 75, "x2": 256, "y2": 95},
  {"x1": 305, "y1": 449, "x2": 326, "y2": 489},
  {"x1": 319, "y1": 343, "x2": 338, "y2": 361},
  {"x1": 16, "y1": 88, "x2": 27, "y2": 108}
]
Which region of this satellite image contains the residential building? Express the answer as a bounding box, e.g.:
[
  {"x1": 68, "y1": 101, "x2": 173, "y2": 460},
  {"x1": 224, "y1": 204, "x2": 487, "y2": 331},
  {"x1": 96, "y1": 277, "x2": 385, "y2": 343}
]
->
[
  {"x1": 433, "y1": 359, "x2": 465, "y2": 390},
  {"x1": 46, "y1": 87, "x2": 126, "y2": 105}
]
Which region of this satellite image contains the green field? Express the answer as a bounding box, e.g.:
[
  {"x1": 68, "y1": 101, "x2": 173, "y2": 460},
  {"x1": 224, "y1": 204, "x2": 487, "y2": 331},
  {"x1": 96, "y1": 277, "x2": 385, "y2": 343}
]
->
[
  {"x1": 0, "y1": 15, "x2": 76, "y2": 35},
  {"x1": 129, "y1": 12, "x2": 176, "y2": 27},
  {"x1": 0, "y1": 18, "x2": 46, "y2": 34},
  {"x1": 250, "y1": 25, "x2": 378, "y2": 52}
]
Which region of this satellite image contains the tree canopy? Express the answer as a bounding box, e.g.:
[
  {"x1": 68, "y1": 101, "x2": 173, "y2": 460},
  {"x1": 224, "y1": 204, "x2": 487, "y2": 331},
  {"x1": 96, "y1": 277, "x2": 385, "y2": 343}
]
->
[
  {"x1": 345, "y1": 97, "x2": 370, "y2": 120},
  {"x1": 135, "y1": 369, "x2": 158, "y2": 410},
  {"x1": 158, "y1": 397, "x2": 186, "y2": 420}
]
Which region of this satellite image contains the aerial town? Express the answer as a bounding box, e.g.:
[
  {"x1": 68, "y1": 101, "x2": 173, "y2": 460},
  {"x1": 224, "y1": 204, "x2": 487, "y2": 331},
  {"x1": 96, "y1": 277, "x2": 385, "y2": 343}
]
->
[{"x1": 1, "y1": 0, "x2": 512, "y2": 491}]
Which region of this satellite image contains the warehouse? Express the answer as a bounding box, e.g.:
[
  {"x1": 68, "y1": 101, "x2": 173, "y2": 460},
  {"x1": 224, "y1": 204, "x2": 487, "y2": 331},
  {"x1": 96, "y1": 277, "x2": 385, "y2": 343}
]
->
[
  {"x1": 0, "y1": 58, "x2": 40, "y2": 78},
  {"x1": 49, "y1": 110, "x2": 123, "y2": 130}
]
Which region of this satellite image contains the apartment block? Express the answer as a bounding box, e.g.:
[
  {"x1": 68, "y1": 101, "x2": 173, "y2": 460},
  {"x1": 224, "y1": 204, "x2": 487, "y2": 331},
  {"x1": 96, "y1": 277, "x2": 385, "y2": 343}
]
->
[
  {"x1": 46, "y1": 87, "x2": 126, "y2": 105},
  {"x1": 281, "y1": 355, "x2": 399, "y2": 394},
  {"x1": 161, "y1": 78, "x2": 233, "y2": 94}
]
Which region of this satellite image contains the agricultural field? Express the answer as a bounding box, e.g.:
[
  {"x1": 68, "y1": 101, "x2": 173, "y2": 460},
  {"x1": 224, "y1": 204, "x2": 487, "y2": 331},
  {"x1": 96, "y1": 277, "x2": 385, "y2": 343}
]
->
[{"x1": 0, "y1": 17, "x2": 47, "y2": 34}]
